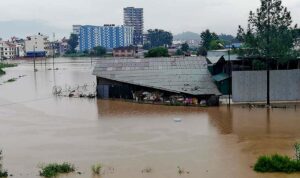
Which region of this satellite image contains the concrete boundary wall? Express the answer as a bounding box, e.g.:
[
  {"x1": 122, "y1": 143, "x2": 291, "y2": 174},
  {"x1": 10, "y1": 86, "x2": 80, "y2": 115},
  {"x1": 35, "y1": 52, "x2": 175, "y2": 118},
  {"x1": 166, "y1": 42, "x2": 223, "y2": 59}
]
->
[{"x1": 232, "y1": 70, "x2": 300, "y2": 102}]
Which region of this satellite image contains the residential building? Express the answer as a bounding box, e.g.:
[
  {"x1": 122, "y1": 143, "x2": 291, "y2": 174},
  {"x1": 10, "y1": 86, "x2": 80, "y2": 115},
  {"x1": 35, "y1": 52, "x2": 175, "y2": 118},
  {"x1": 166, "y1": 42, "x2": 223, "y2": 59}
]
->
[
  {"x1": 0, "y1": 41, "x2": 16, "y2": 59},
  {"x1": 46, "y1": 38, "x2": 68, "y2": 57},
  {"x1": 124, "y1": 7, "x2": 144, "y2": 45},
  {"x1": 113, "y1": 46, "x2": 137, "y2": 57},
  {"x1": 72, "y1": 25, "x2": 81, "y2": 51},
  {"x1": 11, "y1": 37, "x2": 26, "y2": 58},
  {"x1": 79, "y1": 24, "x2": 134, "y2": 51},
  {"x1": 59, "y1": 37, "x2": 69, "y2": 55},
  {"x1": 15, "y1": 43, "x2": 25, "y2": 58},
  {"x1": 25, "y1": 33, "x2": 49, "y2": 57},
  {"x1": 72, "y1": 25, "x2": 82, "y2": 35}
]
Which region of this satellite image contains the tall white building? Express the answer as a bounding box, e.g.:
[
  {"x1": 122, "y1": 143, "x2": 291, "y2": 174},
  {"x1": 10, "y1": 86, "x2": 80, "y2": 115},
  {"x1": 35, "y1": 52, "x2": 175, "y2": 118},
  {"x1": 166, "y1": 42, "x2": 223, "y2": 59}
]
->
[{"x1": 25, "y1": 33, "x2": 49, "y2": 57}]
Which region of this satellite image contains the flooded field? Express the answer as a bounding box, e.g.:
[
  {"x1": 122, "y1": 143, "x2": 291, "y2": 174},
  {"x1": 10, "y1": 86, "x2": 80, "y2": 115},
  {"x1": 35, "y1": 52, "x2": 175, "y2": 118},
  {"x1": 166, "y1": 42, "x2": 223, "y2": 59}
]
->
[{"x1": 1, "y1": 57, "x2": 300, "y2": 178}]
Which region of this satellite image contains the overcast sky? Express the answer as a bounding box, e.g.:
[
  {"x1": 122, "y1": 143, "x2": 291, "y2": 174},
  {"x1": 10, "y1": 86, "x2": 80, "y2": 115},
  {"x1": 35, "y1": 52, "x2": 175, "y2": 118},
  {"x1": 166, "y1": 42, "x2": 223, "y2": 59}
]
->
[{"x1": 0, "y1": 0, "x2": 300, "y2": 40}]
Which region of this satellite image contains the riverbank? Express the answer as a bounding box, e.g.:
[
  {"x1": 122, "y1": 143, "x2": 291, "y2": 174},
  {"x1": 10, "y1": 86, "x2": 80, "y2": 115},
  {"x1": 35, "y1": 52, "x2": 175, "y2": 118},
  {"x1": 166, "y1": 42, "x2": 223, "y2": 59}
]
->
[{"x1": 0, "y1": 63, "x2": 17, "y2": 75}]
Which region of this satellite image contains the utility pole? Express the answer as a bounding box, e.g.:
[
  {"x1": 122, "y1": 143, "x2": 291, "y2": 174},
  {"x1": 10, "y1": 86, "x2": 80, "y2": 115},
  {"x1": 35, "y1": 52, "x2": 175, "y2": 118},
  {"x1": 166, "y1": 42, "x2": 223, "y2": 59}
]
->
[
  {"x1": 52, "y1": 33, "x2": 55, "y2": 69},
  {"x1": 228, "y1": 46, "x2": 231, "y2": 107},
  {"x1": 33, "y1": 45, "x2": 36, "y2": 72},
  {"x1": 266, "y1": 1, "x2": 271, "y2": 106},
  {"x1": 91, "y1": 49, "x2": 93, "y2": 65}
]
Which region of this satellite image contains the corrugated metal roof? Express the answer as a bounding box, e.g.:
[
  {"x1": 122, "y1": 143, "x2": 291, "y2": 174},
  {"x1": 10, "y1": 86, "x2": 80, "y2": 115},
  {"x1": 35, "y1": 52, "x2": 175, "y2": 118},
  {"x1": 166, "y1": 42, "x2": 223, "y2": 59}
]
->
[
  {"x1": 212, "y1": 73, "x2": 230, "y2": 82},
  {"x1": 93, "y1": 57, "x2": 221, "y2": 96},
  {"x1": 207, "y1": 54, "x2": 240, "y2": 64}
]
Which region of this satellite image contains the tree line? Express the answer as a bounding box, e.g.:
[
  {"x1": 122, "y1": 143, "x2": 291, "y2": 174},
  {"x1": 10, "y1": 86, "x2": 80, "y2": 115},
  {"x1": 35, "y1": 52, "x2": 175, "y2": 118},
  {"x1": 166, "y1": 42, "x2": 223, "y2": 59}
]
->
[{"x1": 64, "y1": 0, "x2": 300, "y2": 61}]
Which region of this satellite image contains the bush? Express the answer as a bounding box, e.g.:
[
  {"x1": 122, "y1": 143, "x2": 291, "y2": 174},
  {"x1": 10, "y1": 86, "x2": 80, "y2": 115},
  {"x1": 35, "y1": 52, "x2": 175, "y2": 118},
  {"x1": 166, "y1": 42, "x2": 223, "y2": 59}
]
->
[
  {"x1": 0, "y1": 171, "x2": 8, "y2": 178},
  {"x1": 295, "y1": 143, "x2": 300, "y2": 161},
  {"x1": 0, "y1": 150, "x2": 8, "y2": 178},
  {"x1": 254, "y1": 154, "x2": 300, "y2": 173},
  {"x1": 175, "y1": 49, "x2": 184, "y2": 56},
  {"x1": 91, "y1": 164, "x2": 102, "y2": 175},
  {"x1": 197, "y1": 47, "x2": 207, "y2": 56},
  {"x1": 252, "y1": 60, "x2": 266, "y2": 70},
  {"x1": 0, "y1": 63, "x2": 17, "y2": 75},
  {"x1": 145, "y1": 47, "x2": 169, "y2": 58},
  {"x1": 39, "y1": 162, "x2": 75, "y2": 178},
  {"x1": 0, "y1": 69, "x2": 5, "y2": 75}
]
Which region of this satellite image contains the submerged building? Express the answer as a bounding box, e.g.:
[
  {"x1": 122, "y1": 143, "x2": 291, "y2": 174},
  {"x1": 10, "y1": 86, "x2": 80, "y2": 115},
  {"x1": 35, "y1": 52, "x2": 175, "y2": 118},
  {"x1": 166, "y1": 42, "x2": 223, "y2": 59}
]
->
[
  {"x1": 25, "y1": 33, "x2": 49, "y2": 57},
  {"x1": 79, "y1": 24, "x2": 134, "y2": 51},
  {"x1": 93, "y1": 57, "x2": 221, "y2": 106}
]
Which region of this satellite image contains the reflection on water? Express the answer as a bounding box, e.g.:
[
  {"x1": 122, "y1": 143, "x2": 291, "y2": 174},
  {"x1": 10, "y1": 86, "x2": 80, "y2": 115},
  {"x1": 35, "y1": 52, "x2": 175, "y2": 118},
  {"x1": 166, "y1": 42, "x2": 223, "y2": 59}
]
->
[{"x1": 0, "y1": 58, "x2": 300, "y2": 178}]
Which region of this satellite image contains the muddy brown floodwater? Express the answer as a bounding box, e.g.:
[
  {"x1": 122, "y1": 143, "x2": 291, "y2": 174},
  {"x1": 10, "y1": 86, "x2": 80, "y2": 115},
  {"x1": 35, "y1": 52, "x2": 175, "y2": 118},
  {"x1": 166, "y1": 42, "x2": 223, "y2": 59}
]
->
[{"x1": 0, "y1": 58, "x2": 300, "y2": 178}]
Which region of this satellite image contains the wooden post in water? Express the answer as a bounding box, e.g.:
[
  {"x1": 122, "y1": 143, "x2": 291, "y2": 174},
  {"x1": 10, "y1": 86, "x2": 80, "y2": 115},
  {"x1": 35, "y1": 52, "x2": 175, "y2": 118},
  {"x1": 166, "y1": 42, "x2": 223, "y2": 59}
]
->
[{"x1": 33, "y1": 45, "x2": 36, "y2": 72}]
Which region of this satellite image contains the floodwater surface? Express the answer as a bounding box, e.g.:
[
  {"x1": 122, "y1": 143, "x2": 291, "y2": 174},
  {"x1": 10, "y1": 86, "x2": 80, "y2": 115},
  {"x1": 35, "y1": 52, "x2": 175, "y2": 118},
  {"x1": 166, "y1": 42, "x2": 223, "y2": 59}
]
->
[{"x1": 0, "y1": 58, "x2": 300, "y2": 178}]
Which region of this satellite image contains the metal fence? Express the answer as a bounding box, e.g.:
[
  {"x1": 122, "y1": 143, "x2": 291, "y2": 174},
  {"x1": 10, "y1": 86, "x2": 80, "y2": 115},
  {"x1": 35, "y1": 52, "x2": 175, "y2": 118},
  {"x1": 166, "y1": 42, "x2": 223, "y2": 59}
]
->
[{"x1": 232, "y1": 70, "x2": 300, "y2": 102}]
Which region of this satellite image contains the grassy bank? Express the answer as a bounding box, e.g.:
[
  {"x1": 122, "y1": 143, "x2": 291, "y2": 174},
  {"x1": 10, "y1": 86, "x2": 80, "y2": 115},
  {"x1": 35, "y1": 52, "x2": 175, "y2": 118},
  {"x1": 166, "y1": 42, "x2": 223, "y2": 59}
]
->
[
  {"x1": 0, "y1": 63, "x2": 17, "y2": 75},
  {"x1": 254, "y1": 143, "x2": 300, "y2": 173}
]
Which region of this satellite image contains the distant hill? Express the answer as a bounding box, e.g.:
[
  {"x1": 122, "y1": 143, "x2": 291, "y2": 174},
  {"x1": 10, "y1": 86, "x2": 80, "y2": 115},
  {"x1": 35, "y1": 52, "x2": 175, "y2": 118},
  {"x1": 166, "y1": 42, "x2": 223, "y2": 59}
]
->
[{"x1": 174, "y1": 31, "x2": 200, "y2": 41}]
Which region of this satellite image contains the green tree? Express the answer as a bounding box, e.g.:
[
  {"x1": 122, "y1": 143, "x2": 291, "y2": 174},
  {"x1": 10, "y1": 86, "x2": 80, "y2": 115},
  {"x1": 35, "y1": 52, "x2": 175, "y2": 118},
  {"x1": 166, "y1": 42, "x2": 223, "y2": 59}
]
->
[
  {"x1": 91, "y1": 46, "x2": 106, "y2": 57},
  {"x1": 145, "y1": 47, "x2": 169, "y2": 58},
  {"x1": 83, "y1": 50, "x2": 89, "y2": 55},
  {"x1": 237, "y1": 0, "x2": 299, "y2": 64},
  {"x1": 209, "y1": 40, "x2": 225, "y2": 50},
  {"x1": 175, "y1": 49, "x2": 184, "y2": 56},
  {"x1": 143, "y1": 42, "x2": 151, "y2": 50},
  {"x1": 181, "y1": 43, "x2": 189, "y2": 52},
  {"x1": 147, "y1": 29, "x2": 173, "y2": 48},
  {"x1": 238, "y1": 0, "x2": 299, "y2": 105},
  {"x1": 67, "y1": 34, "x2": 79, "y2": 53},
  {"x1": 218, "y1": 34, "x2": 238, "y2": 45},
  {"x1": 197, "y1": 47, "x2": 208, "y2": 56},
  {"x1": 200, "y1": 29, "x2": 219, "y2": 50}
]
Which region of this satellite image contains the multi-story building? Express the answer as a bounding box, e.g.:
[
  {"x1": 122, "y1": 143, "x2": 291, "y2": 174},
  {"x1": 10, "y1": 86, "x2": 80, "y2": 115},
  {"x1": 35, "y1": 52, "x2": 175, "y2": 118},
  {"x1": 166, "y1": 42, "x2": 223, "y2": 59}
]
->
[
  {"x1": 0, "y1": 41, "x2": 16, "y2": 59},
  {"x1": 113, "y1": 46, "x2": 137, "y2": 57},
  {"x1": 124, "y1": 7, "x2": 144, "y2": 45},
  {"x1": 25, "y1": 33, "x2": 49, "y2": 57},
  {"x1": 72, "y1": 25, "x2": 81, "y2": 51},
  {"x1": 59, "y1": 37, "x2": 69, "y2": 55},
  {"x1": 11, "y1": 37, "x2": 26, "y2": 58},
  {"x1": 72, "y1": 25, "x2": 82, "y2": 35},
  {"x1": 79, "y1": 24, "x2": 134, "y2": 51}
]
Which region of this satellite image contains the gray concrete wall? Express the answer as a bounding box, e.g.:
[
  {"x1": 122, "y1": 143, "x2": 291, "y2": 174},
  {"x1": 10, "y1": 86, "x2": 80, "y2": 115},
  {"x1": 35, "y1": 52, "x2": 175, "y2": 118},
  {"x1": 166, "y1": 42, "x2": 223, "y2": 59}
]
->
[{"x1": 232, "y1": 70, "x2": 300, "y2": 102}]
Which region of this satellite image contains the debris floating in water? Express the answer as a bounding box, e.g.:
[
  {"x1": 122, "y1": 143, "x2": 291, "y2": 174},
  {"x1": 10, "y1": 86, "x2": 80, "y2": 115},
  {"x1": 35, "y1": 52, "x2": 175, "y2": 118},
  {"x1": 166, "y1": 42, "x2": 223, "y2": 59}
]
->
[
  {"x1": 53, "y1": 83, "x2": 96, "y2": 99},
  {"x1": 174, "y1": 118, "x2": 182, "y2": 122}
]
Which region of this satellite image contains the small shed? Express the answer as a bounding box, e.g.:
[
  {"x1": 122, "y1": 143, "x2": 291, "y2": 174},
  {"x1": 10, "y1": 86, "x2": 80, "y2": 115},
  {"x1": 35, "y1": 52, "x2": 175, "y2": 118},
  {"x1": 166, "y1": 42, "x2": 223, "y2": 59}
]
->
[{"x1": 212, "y1": 73, "x2": 230, "y2": 95}]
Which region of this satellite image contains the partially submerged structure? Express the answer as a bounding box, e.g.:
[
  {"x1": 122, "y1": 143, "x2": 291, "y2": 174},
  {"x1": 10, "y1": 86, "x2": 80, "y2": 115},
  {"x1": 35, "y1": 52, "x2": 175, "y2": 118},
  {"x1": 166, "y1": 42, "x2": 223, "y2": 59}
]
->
[
  {"x1": 93, "y1": 57, "x2": 221, "y2": 106},
  {"x1": 206, "y1": 51, "x2": 239, "y2": 95}
]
